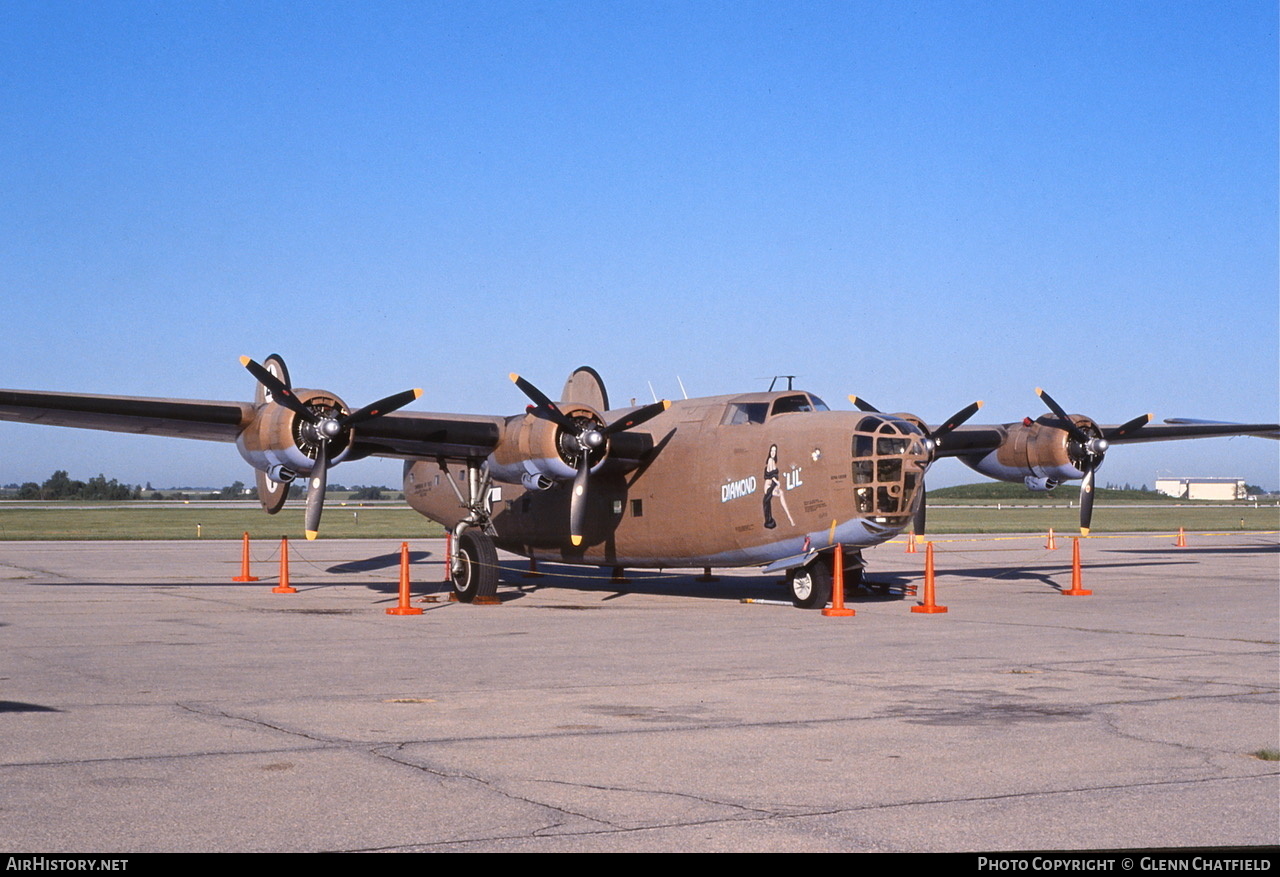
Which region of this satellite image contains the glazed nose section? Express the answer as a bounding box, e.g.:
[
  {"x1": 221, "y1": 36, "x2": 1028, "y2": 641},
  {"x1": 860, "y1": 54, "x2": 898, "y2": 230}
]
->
[{"x1": 849, "y1": 415, "x2": 930, "y2": 521}]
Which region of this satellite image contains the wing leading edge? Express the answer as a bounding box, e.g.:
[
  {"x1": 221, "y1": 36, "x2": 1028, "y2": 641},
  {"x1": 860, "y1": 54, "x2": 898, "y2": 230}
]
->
[{"x1": 0, "y1": 389, "x2": 505, "y2": 461}]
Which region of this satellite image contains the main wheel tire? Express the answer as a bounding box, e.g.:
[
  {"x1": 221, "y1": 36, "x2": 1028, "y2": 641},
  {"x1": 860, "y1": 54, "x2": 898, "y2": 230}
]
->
[
  {"x1": 452, "y1": 530, "x2": 499, "y2": 603},
  {"x1": 788, "y1": 558, "x2": 832, "y2": 609}
]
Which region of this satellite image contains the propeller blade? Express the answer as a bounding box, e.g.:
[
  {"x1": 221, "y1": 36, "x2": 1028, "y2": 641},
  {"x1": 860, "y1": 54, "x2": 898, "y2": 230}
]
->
[
  {"x1": 1107, "y1": 412, "x2": 1153, "y2": 440},
  {"x1": 512, "y1": 373, "x2": 668, "y2": 548},
  {"x1": 601, "y1": 400, "x2": 670, "y2": 436},
  {"x1": 304, "y1": 438, "x2": 328, "y2": 540},
  {"x1": 242, "y1": 356, "x2": 319, "y2": 424},
  {"x1": 1035, "y1": 387, "x2": 1090, "y2": 444},
  {"x1": 913, "y1": 481, "x2": 927, "y2": 538},
  {"x1": 510, "y1": 373, "x2": 577, "y2": 430},
  {"x1": 569, "y1": 451, "x2": 591, "y2": 547},
  {"x1": 847, "y1": 395, "x2": 881, "y2": 413},
  {"x1": 340, "y1": 388, "x2": 423, "y2": 428},
  {"x1": 1078, "y1": 466, "x2": 1096, "y2": 535},
  {"x1": 933, "y1": 400, "x2": 984, "y2": 438}
]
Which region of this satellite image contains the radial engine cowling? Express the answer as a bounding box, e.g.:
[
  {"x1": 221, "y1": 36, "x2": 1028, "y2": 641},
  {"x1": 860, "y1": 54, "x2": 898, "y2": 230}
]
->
[
  {"x1": 235, "y1": 390, "x2": 354, "y2": 481},
  {"x1": 487, "y1": 403, "x2": 608, "y2": 488},
  {"x1": 960, "y1": 414, "x2": 1100, "y2": 485}
]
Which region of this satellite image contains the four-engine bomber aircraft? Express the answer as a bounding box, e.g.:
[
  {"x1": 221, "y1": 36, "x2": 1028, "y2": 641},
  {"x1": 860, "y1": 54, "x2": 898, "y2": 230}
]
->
[{"x1": 1, "y1": 356, "x2": 1276, "y2": 608}]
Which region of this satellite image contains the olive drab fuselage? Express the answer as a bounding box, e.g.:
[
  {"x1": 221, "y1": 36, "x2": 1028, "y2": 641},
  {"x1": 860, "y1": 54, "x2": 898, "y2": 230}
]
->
[{"x1": 405, "y1": 391, "x2": 933, "y2": 568}]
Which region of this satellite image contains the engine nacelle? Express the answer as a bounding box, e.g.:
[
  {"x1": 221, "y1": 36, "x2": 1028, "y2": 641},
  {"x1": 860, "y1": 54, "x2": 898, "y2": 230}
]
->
[
  {"x1": 960, "y1": 415, "x2": 1098, "y2": 485},
  {"x1": 488, "y1": 403, "x2": 608, "y2": 487},
  {"x1": 235, "y1": 389, "x2": 353, "y2": 479}
]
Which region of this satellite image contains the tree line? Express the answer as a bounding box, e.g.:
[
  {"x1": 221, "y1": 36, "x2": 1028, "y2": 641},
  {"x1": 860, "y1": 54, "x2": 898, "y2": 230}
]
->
[
  {"x1": 10, "y1": 471, "x2": 141, "y2": 501},
  {"x1": 2, "y1": 472, "x2": 400, "y2": 501}
]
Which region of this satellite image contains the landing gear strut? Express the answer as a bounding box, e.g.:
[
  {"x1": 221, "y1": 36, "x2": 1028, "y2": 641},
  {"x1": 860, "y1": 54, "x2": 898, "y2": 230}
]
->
[{"x1": 443, "y1": 457, "x2": 500, "y2": 603}]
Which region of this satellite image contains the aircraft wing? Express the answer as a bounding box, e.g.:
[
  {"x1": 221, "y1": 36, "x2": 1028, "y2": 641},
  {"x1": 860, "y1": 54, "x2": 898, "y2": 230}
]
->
[
  {"x1": 342, "y1": 410, "x2": 504, "y2": 460},
  {"x1": 0, "y1": 389, "x2": 254, "y2": 442},
  {"x1": 0, "y1": 389, "x2": 506, "y2": 461},
  {"x1": 1146, "y1": 419, "x2": 1280, "y2": 441},
  {"x1": 930, "y1": 425, "x2": 1007, "y2": 456},
  {"x1": 932, "y1": 419, "x2": 1279, "y2": 457}
]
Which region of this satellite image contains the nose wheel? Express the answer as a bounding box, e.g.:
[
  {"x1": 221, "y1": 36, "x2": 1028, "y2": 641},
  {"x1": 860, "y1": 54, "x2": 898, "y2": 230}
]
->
[{"x1": 787, "y1": 556, "x2": 832, "y2": 609}]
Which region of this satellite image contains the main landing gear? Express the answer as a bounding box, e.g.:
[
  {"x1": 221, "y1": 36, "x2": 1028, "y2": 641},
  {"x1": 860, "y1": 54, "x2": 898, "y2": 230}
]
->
[
  {"x1": 452, "y1": 529, "x2": 499, "y2": 603},
  {"x1": 443, "y1": 457, "x2": 500, "y2": 603}
]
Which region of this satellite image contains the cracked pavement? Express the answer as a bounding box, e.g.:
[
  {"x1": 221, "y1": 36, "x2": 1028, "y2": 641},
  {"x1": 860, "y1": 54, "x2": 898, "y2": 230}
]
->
[{"x1": 0, "y1": 535, "x2": 1275, "y2": 851}]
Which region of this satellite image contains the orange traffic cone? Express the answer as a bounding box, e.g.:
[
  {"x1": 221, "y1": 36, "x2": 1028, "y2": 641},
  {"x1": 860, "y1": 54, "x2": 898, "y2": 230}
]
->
[
  {"x1": 1045, "y1": 528, "x2": 1057, "y2": 550},
  {"x1": 911, "y1": 542, "x2": 947, "y2": 613},
  {"x1": 1175, "y1": 527, "x2": 1188, "y2": 548},
  {"x1": 232, "y1": 531, "x2": 259, "y2": 582},
  {"x1": 905, "y1": 533, "x2": 918, "y2": 554},
  {"x1": 387, "y1": 542, "x2": 423, "y2": 615},
  {"x1": 1062, "y1": 537, "x2": 1092, "y2": 596},
  {"x1": 823, "y1": 544, "x2": 855, "y2": 617},
  {"x1": 272, "y1": 536, "x2": 297, "y2": 594}
]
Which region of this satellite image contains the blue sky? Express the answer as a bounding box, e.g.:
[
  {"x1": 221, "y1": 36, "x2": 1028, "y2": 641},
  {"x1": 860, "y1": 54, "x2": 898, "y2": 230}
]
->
[{"x1": 1, "y1": 1, "x2": 1276, "y2": 490}]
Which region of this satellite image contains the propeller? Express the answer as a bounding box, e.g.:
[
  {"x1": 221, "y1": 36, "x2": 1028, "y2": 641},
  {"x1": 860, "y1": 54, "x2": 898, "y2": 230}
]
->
[
  {"x1": 1035, "y1": 388, "x2": 1151, "y2": 535},
  {"x1": 847, "y1": 395, "x2": 984, "y2": 538},
  {"x1": 241, "y1": 356, "x2": 422, "y2": 539},
  {"x1": 511, "y1": 373, "x2": 670, "y2": 546}
]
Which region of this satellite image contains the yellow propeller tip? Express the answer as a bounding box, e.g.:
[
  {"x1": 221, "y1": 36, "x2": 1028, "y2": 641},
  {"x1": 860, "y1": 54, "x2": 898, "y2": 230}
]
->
[
  {"x1": 239, "y1": 355, "x2": 251, "y2": 366},
  {"x1": 508, "y1": 372, "x2": 520, "y2": 383},
  {"x1": 1035, "y1": 387, "x2": 1045, "y2": 396},
  {"x1": 848, "y1": 394, "x2": 859, "y2": 405},
  {"x1": 662, "y1": 400, "x2": 671, "y2": 410},
  {"x1": 570, "y1": 535, "x2": 582, "y2": 546},
  {"x1": 305, "y1": 530, "x2": 318, "y2": 541},
  {"x1": 413, "y1": 388, "x2": 424, "y2": 399},
  {"x1": 1079, "y1": 528, "x2": 1090, "y2": 536},
  {"x1": 976, "y1": 400, "x2": 985, "y2": 409}
]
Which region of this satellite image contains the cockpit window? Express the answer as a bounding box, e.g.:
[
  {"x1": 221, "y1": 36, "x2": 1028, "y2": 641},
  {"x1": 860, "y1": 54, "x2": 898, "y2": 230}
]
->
[
  {"x1": 770, "y1": 394, "x2": 813, "y2": 416},
  {"x1": 721, "y1": 402, "x2": 769, "y2": 425},
  {"x1": 725, "y1": 393, "x2": 829, "y2": 424}
]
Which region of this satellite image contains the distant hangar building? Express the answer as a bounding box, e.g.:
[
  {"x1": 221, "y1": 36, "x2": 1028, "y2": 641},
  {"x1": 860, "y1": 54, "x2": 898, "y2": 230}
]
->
[{"x1": 1154, "y1": 477, "x2": 1247, "y2": 501}]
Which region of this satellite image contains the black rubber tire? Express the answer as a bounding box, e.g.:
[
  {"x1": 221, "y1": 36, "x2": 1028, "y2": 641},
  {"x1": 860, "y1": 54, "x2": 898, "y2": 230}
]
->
[
  {"x1": 788, "y1": 557, "x2": 832, "y2": 609},
  {"x1": 452, "y1": 530, "x2": 499, "y2": 603}
]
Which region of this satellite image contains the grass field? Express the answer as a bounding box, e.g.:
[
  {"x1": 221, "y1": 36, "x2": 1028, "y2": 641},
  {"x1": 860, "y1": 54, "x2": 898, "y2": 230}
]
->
[
  {"x1": 925, "y1": 503, "x2": 1279, "y2": 534},
  {"x1": 0, "y1": 502, "x2": 446, "y2": 540},
  {"x1": 0, "y1": 500, "x2": 1276, "y2": 540}
]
